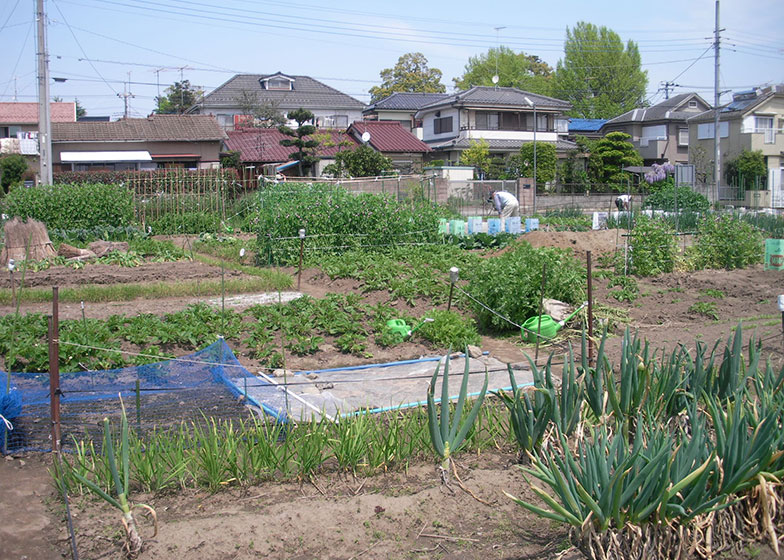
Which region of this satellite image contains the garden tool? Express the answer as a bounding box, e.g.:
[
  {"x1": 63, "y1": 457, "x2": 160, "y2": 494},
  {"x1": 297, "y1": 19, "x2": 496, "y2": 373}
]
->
[{"x1": 522, "y1": 301, "x2": 588, "y2": 343}]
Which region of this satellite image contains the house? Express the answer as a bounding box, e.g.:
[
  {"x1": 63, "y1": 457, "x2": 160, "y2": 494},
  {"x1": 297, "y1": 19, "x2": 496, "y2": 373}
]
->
[
  {"x1": 362, "y1": 92, "x2": 449, "y2": 138},
  {"x1": 414, "y1": 86, "x2": 574, "y2": 164},
  {"x1": 600, "y1": 93, "x2": 711, "y2": 165},
  {"x1": 567, "y1": 118, "x2": 606, "y2": 141},
  {"x1": 193, "y1": 72, "x2": 366, "y2": 131},
  {"x1": 224, "y1": 127, "x2": 358, "y2": 177},
  {"x1": 688, "y1": 85, "x2": 784, "y2": 208},
  {"x1": 51, "y1": 114, "x2": 227, "y2": 171},
  {"x1": 346, "y1": 121, "x2": 431, "y2": 174},
  {"x1": 0, "y1": 102, "x2": 76, "y2": 158}
]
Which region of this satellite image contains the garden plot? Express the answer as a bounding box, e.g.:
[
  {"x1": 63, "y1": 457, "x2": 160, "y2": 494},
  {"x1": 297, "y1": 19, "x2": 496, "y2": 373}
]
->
[
  {"x1": 234, "y1": 353, "x2": 527, "y2": 421},
  {"x1": 207, "y1": 291, "x2": 302, "y2": 309}
]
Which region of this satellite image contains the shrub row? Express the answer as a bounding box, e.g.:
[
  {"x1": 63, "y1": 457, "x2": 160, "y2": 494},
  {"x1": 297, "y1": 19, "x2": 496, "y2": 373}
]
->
[{"x1": 2, "y1": 183, "x2": 134, "y2": 230}]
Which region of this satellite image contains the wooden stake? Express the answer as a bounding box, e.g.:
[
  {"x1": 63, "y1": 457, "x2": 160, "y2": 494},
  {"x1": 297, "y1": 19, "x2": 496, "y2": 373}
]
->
[{"x1": 587, "y1": 250, "x2": 594, "y2": 365}]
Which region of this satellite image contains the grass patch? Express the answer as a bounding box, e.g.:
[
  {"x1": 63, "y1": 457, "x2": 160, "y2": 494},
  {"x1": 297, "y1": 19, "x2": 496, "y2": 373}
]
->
[{"x1": 0, "y1": 274, "x2": 291, "y2": 305}]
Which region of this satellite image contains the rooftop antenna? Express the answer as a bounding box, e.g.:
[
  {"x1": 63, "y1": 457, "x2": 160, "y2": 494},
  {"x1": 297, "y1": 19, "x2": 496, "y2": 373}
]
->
[{"x1": 493, "y1": 26, "x2": 506, "y2": 87}]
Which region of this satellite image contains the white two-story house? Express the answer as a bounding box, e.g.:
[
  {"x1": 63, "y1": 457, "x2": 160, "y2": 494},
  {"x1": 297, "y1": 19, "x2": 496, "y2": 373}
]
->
[
  {"x1": 688, "y1": 84, "x2": 784, "y2": 208},
  {"x1": 414, "y1": 86, "x2": 573, "y2": 163}
]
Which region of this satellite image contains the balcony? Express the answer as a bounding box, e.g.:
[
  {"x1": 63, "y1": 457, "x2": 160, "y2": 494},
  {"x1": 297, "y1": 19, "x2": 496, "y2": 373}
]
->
[{"x1": 634, "y1": 137, "x2": 668, "y2": 160}]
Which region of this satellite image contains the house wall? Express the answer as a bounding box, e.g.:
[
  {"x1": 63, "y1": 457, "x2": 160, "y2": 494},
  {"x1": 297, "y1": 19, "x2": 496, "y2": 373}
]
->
[
  {"x1": 205, "y1": 108, "x2": 364, "y2": 131},
  {"x1": 420, "y1": 108, "x2": 459, "y2": 142},
  {"x1": 373, "y1": 110, "x2": 414, "y2": 132},
  {"x1": 52, "y1": 140, "x2": 222, "y2": 168},
  {"x1": 604, "y1": 121, "x2": 689, "y2": 165}
]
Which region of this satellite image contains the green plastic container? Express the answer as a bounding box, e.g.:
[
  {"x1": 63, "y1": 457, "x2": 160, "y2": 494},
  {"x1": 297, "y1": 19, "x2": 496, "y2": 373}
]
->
[{"x1": 765, "y1": 239, "x2": 784, "y2": 271}]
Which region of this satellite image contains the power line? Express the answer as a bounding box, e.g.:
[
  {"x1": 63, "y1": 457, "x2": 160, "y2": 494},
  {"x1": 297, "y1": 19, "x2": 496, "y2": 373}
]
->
[{"x1": 0, "y1": 0, "x2": 21, "y2": 33}]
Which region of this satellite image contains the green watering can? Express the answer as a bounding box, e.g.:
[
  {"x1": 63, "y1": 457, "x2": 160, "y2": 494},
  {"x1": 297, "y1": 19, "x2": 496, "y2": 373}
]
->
[
  {"x1": 386, "y1": 317, "x2": 434, "y2": 339},
  {"x1": 522, "y1": 302, "x2": 587, "y2": 343}
]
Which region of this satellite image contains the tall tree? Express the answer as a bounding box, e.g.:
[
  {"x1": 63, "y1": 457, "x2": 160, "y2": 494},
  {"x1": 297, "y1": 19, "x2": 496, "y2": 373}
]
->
[
  {"x1": 278, "y1": 108, "x2": 320, "y2": 176},
  {"x1": 369, "y1": 53, "x2": 445, "y2": 103},
  {"x1": 454, "y1": 46, "x2": 553, "y2": 94},
  {"x1": 587, "y1": 132, "x2": 642, "y2": 191},
  {"x1": 234, "y1": 90, "x2": 286, "y2": 128},
  {"x1": 553, "y1": 22, "x2": 648, "y2": 118},
  {"x1": 155, "y1": 80, "x2": 204, "y2": 114},
  {"x1": 324, "y1": 145, "x2": 393, "y2": 178}
]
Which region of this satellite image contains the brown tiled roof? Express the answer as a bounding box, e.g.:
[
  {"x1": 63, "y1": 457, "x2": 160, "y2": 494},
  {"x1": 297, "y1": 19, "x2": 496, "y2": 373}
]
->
[
  {"x1": 52, "y1": 115, "x2": 227, "y2": 142},
  {"x1": 347, "y1": 121, "x2": 431, "y2": 153},
  {"x1": 225, "y1": 128, "x2": 358, "y2": 162},
  {"x1": 0, "y1": 102, "x2": 76, "y2": 124}
]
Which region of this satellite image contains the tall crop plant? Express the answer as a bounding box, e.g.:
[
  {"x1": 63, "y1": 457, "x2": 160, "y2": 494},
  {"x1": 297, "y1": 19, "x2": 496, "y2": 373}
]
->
[
  {"x1": 465, "y1": 241, "x2": 585, "y2": 331},
  {"x1": 254, "y1": 183, "x2": 446, "y2": 264},
  {"x1": 2, "y1": 183, "x2": 134, "y2": 230}
]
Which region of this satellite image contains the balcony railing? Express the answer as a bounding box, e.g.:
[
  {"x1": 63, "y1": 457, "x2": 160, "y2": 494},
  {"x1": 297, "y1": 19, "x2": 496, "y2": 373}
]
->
[{"x1": 460, "y1": 124, "x2": 551, "y2": 133}]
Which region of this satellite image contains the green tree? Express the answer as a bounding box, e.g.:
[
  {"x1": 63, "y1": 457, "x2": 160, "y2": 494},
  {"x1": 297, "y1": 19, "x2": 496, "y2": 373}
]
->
[
  {"x1": 75, "y1": 98, "x2": 86, "y2": 119},
  {"x1": 587, "y1": 131, "x2": 642, "y2": 191},
  {"x1": 724, "y1": 149, "x2": 768, "y2": 189},
  {"x1": 278, "y1": 108, "x2": 320, "y2": 176},
  {"x1": 155, "y1": 80, "x2": 204, "y2": 114},
  {"x1": 459, "y1": 139, "x2": 491, "y2": 178},
  {"x1": 323, "y1": 145, "x2": 393, "y2": 178},
  {"x1": 454, "y1": 46, "x2": 553, "y2": 94},
  {"x1": 519, "y1": 142, "x2": 557, "y2": 186},
  {"x1": 369, "y1": 53, "x2": 446, "y2": 103},
  {"x1": 0, "y1": 154, "x2": 29, "y2": 193},
  {"x1": 234, "y1": 90, "x2": 286, "y2": 128},
  {"x1": 553, "y1": 22, "x2": 648, "y2": 118}
]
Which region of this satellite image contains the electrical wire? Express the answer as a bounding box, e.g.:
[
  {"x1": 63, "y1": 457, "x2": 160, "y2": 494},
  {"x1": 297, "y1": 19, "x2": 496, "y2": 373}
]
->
[{"x1": 0, "y1": 0, "x2": 21, "y2": 33}]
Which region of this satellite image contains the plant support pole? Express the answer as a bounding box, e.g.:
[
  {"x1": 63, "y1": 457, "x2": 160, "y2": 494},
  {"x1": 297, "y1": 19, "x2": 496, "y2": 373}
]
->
[
  {"x1": 587, "y1": 250, "x2": 594, "y2": 365},
  {"x1": 535, "y1": 263, "x2": 547, "y2": 363},
  {"x1": 447, "y1": 267, "x2": 459, "y2": 311},
  {"x1": 297, "y1": 228, "x2": 306, "y2": 291},
  {"x1": 48, "y1": 286, "x2": 61, "y2": 453}
]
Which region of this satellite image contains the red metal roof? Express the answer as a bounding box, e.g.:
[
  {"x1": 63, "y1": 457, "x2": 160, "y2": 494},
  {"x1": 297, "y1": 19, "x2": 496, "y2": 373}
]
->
[
  {"x1": 347, "y1": 120, "x2": 431, "y2": 153},
  {"x1": 0, "y1": 102, "x2": 76, "y2": 124},
  {"x1": 225, "y1": 128, "x2": 358, "y2": 163}
]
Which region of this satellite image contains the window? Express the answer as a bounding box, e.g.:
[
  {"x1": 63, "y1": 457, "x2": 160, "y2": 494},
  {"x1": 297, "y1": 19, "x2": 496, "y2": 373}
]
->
[
  {"x1": 264, "y1": 78, "x2": 292, "y2": 90},
  {"x1": 434, "y1": 116, "x2": 453, "y2": 134},
  {"x1": 697, "y1": 122, "x2": 729, "y2": 140},
  {"x1": 755, "y1": 116, "x2": 775, "y2": 144},
  {"x1": 688, "y1": 100, "x2": 698, "y2": 109},
  {"x1": 475, "y1": 112, "x2": 499, "y2": 130},
  {"x1": 642, "y1": 125, "x2": 667, "y2": 139},
  {"x1": 678, "y1": 128, "x2": 689, "y2": 146},
  {"x1": 0, "y1": 125, "x2": 21, "y2": 138},
  {"x1": 503, "y1": 112, "x2": 521, "y2": 130},
  {"x1": 536, "y1": 113, "x2": 547, "y2": 132},
  {"x1": 321, "y1": 115, "x2": 348, "y2": 128}
]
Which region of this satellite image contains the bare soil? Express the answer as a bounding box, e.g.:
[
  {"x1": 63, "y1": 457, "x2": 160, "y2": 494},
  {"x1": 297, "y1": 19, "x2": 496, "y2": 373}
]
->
[{"x1": 2, "y1": 229, "x2": 783, "y2": 560}]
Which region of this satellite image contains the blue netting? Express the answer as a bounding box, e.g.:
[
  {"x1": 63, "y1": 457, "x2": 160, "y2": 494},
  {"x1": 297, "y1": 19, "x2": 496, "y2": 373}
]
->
[{"x1": 1, "y1": 339, "x2": 280, "y2": 454}]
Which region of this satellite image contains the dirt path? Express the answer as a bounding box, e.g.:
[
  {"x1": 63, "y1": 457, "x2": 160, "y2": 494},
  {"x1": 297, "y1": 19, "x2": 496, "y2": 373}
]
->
[{"x1": 0, "y1": 454, "x2": 62, "y2": 560}]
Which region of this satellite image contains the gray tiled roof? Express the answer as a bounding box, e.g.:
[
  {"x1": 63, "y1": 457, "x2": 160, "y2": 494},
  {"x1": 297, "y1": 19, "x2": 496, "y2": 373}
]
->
[
  {"x1": 418, "y1": 87, "x2": 571, "y2": 111},
  {"x1": 604, "y1": 93, "x2": 710, "y2": 125},
  {"x1": 687, "y1": 87, "x2": 782, "y2": 122},
  {"x1": 201, "y1": 74, "x2": 365, "y2": 111},
  {"x1": 364, "y1": 92, "x2": 450, "y2": 112},
  {"x1": 428, "y1": 137, "x2": 577, "y2": 152},
  {"x1": 52, "y1": 115, "x2": 227, "y2": 142}
]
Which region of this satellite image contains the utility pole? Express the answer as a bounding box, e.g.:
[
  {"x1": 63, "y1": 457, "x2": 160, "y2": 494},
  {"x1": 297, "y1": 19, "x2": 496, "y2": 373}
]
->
[
  {"x1": 659, "y1": 81, "x2": 679, "y2": 100},
  {"x1": 713, "y1": 0, "x2": 723, "y2": 204},
  {"x1": 36, "y1": 0, "x2": 53, "y2": 185},
  {"x1": 117, "y1": 72, "x2": 135, "y2": 119}
]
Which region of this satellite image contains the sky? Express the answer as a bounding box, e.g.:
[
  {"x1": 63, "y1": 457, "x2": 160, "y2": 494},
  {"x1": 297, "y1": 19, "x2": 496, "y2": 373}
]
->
[{"x1": 0, "y1": 0, "x2": 782, "y2": 119}]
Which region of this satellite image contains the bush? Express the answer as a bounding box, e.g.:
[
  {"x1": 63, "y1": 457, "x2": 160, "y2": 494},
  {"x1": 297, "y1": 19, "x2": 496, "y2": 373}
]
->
[
  {"x1": 417, "y1": 310, "x2": 481, "y2": 348},
  {"x1": 465, "y1": 241, "x2": 586, "y2": 332},
  {"x1": 255, "y1": 183, "x2": 446, "y2": 264},
  {"x1": 1, "y1": 183, "x2": 134, "y2": 230},
  {"x1": 693, "y1": 214, "x2": 764, "y2": 270},
  {"x1": 643, "y1": 185, "x2": 710, "y2": 212},
  {"x1": 627, "y1": 217, "x2": 677, "y2": 276},
  {"x1": 0, "y1": 154, "x2": 29, "y2": 192}
]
